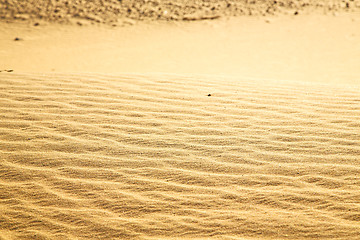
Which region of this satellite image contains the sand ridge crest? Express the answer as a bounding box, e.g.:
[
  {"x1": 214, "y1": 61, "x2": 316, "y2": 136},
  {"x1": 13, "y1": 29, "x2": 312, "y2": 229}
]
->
[{"x1": 0, "y1": 72, "x2": 359, "y2": 239}]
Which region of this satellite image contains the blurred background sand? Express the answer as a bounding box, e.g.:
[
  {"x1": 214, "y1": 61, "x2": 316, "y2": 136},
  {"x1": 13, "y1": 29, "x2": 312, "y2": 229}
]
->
[{"x1": 1, "y1": 0, "x2": 359, "y2": 23}]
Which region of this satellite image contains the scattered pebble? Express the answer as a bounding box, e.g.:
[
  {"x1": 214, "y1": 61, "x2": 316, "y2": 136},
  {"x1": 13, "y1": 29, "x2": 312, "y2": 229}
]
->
[
  {"x1": 0, "y1": 1, "x2": 357, "y2": 25},
  {"x1": 6, "y1": 70, "x2": 14, "y2": 72},
  {"x1": 208, "y1": 94, "x2": 211, "y2": 97},
  {"x1": 14, "y1": 37, "x2": 22, "y2": 41},
  {"x1": 34, "y1": 22, "x2": 40, "y2": 26}
]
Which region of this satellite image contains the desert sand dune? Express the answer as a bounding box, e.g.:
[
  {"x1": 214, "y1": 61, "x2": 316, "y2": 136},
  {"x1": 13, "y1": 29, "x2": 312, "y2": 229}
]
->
[
  {"x1": 0, "y1": 72, "x2": 359, "y2": 239},
  {"x1": 1, "y1": 0, "x2": 360, "y2": 239}
]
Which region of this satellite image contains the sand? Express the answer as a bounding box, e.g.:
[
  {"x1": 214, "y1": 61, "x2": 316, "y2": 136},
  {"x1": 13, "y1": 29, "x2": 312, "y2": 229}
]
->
[
  {"x1": 1, "y1": 72, "x2": 360, "y2": 239},
  {"x1": 1, "y1": 1, "x2": 360, "y2": 240},
  {"x1": 1, "y1": 13, "x2": 360, "y2": 85},
  {"x1": 1, "y1": 0, "x2": 359, "y2": 24}
]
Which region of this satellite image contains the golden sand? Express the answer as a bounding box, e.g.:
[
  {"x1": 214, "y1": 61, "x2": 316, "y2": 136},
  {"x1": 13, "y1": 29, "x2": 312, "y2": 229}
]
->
[
  {"x1": 1, "y1": 1, "x2": 360, "y2": 239},
  {"x1": 1, "y1": 72, "x2": 359, "y2": 239},
  {"x1": 1, "y1": 13, "x2": 359, "y2": 85}
]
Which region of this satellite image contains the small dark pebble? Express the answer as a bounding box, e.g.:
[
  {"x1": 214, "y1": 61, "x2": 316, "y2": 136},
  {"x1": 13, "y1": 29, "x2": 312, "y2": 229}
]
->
[
  {"x1": 208, "y1": 94, "x2": 211, "y2": 96},
  {"x1": 34, "y1": 22, "x2": 40, "y2": 26},
  {"x1": 294, "y1": 11, "x2": 299, "y2": 15},
  {"x1": 6, "y1": 70, "x2": 13, "y2": 72},
  {"x1": 14, "y1": 37, "x2": 22, "y2": 41}
]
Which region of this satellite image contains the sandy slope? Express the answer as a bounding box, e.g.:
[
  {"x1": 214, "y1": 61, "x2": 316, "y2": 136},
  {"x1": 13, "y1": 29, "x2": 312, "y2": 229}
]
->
[
  {"x1": 1, "y1": 13, "x2": 360, "y2": 85},
  {"x1": 0, "y1": 72, "x2": 359, "y2": 239}
]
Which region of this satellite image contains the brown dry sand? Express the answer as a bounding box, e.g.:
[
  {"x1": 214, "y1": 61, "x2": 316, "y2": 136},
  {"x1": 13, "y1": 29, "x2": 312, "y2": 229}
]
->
[
  {"x1": 1, "y1": 1, "x2": 360, "y2": 240},
  {"x1": 1, "y1": 0, "x2": 359, "y2": 24}
]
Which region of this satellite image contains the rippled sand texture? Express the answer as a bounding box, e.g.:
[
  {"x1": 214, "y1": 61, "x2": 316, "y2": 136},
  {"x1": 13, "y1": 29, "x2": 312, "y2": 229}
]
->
[{"x1": 0, "y1": 73, "x2": 359, "y2": 239}]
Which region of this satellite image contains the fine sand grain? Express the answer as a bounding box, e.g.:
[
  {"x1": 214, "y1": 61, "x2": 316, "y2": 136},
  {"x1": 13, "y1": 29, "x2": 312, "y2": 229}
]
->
[{"x1": 0, "y1": 72, "x2": 359, "y2": 239}]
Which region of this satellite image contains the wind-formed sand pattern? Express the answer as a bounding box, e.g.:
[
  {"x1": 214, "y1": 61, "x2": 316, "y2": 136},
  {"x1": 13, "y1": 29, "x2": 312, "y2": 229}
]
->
[
  {"x1": 1, "y1": 0, "x2": 360, "y2": 239},
  {"x1": 0, "y1": 72, "x2": 359, "y2": 239}
]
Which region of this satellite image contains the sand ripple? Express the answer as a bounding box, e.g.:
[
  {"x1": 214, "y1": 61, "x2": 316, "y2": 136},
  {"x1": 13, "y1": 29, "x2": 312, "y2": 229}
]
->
[{"x1": 0, "y1": 73, "x2": 359, "y2": 239}]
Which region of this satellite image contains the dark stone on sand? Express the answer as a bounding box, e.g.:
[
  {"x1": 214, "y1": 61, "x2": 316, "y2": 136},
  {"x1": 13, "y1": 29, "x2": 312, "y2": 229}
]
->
[
  {"x1": 6, "y1": 70, "x2": 14, "y2": 72},
  {"x1": 208, "y1": 94, "x2": 211, "y2": 96},
  {"x1": 294, "y1": 11, "x2": 299, "y2": 15},
  {"x1": 34, "y1": 22, "x2": 39, "y2": 26},
  {"x1": 14, "y1": 37, "x2": 22, "y2": 41}
]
